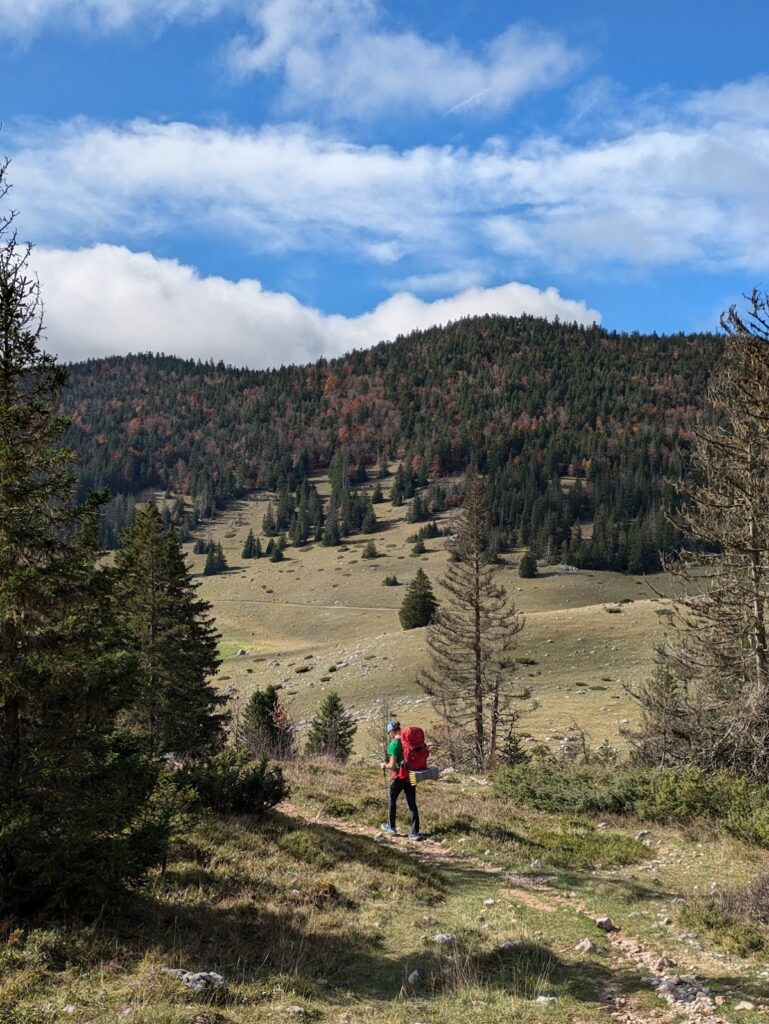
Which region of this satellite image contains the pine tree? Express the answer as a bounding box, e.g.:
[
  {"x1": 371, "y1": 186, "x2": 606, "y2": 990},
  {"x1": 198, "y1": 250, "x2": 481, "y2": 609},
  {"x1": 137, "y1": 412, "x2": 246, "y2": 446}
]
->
[
  {"x1": 418, "y1": 476, "x2": 525, "y2": 771},
  {"x1": 412, "y1": 536, "x2": 426, "y2": 556},
  {"x1": 240, "y1": 685, "x2": 295, "y2": 759},
  {"x1": 265, "y1": 537, "x2": 275, "y2": 556},
  {"x1": 241, "y1": 528, "x2": 258, "y2": 558},
  {"x1": 203, "y1": 542, "x2": 228, "y2": 575},
  {"x1": 322, "y1": 497, "x2": 341, "y2": 546},
  {"x1": 270, "y1": 545, "x2": 285, "y2": 563},
  {"x1": 361, "y1": 502, "x2": 378, "y2": 533},
  {"x1": 254, "y1": 535, "x2": 263, "y2": 558},
  {"x1": 372, "y1": 482, "x2": 385, "y2": 504},
  {"x1": 0, "y1": 170, "x2": 164, "y2": 913},
  {"x1": 362, "y1": 540, "x2": 378, "y2": 559},
  {"x1": 262, "y1": 502, "x2": 277, "y2": 536},
  {"x1": 399, "y1": 568, "x2": 438, "y2": 629},
  {"x1": 305, "y1": 692, "x2": 357, "y2": 762},
  {"x1": 518, "y1": 551, "x2": 538, "y2": 578},
  {"x1": 115, "y1": 503, "x2": 227, "y2": 758}
]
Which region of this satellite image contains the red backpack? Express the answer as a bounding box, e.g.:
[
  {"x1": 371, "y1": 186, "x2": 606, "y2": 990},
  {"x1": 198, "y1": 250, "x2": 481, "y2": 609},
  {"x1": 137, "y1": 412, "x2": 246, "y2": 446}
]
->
[{"x1": 401, "y1": 726, "x2": 430, "y2": 772}]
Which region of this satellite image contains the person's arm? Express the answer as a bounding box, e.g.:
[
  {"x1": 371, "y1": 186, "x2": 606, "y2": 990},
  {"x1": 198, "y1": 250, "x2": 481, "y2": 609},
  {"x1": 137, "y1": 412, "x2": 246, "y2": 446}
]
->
[{"x1": 381, "y1": 742, "x2": 397, "y2": 770}]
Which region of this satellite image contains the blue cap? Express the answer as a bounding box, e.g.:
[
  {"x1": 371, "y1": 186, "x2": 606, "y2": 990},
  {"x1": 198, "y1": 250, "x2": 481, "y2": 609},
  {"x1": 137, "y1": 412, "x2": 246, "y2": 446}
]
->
[{"x1": 386, "y1": 720, "x2": 400, "y2": 733}]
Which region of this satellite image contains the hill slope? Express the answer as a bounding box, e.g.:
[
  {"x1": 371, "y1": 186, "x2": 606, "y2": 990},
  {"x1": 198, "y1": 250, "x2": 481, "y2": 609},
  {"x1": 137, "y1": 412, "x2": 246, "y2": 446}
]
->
[{"x1": 64, "y1": 315, "x2": 721, "y2": 566}]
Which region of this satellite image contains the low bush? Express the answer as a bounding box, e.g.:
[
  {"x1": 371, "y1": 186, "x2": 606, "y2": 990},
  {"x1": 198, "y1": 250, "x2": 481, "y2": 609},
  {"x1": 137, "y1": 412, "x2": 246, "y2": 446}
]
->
[
  {"x1": 183, "y1": 749, "x2": 287, "y2": 815},
  {"x1": 681, "y1": 873, "x2": 769, "y2": 955},
  {"x1": 495, "y1": 760, "x2": 769, "y2": 846}
]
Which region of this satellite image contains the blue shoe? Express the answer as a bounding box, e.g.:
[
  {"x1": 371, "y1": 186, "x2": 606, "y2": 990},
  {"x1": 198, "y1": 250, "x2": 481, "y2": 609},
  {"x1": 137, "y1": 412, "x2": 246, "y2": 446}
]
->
[
  {"x1": 380, "y1": 823, "x2": 398, "y2": 835},
  {"x1": 408, "y1": 832, "x2": 424, "y2": 841}
]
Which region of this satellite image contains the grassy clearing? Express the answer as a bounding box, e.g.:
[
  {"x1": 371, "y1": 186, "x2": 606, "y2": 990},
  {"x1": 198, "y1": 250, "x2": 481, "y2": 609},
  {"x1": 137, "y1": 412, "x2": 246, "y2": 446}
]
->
[
  {"x1": 190, "y1": 486, "x2": 675, "y2": 753},
  {"x1": 5, "y1": 762, "x2": 767, "y2": 1024}
]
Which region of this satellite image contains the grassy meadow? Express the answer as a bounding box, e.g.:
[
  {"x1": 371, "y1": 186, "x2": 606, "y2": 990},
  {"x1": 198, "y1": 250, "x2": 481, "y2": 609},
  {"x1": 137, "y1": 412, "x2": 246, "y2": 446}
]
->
[
  {"x1": 191, "y1": 481, "x2": 674, "y2": 753},
  {"x1": 5, "y1": 761, "x2": 768, "y2": 1024}
]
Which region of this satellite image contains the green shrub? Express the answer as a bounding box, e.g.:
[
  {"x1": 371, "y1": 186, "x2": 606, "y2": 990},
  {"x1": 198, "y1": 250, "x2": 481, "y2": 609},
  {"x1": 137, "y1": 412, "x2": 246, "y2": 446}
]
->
[
  {"x1": 495, "y1": 760, "x2": 769, "y2": 847},
  {"x1": 183, "y1": 749, "x2": 287, "y2": 815}
]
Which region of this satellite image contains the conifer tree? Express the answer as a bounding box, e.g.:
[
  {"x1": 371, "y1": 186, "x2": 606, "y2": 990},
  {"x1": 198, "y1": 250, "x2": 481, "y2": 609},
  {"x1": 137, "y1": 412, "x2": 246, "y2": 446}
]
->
[
  {"x1": 254, "y1": 535, "x2": 263, "y2": 558},
  {"x1": 270, "y1": 545, "x2": 285, "y2": 563},
  {"x1": 203, "y1": 542, "x2": 228, "y2": 575},
  {"x1": 518, "y1": 551, "x2": 538, "y2": 578},
  {"x1": 241, "y1": 528, "x2": 258, "y2": 558},
  {"x1": 362, "y1": 540, "x2": 378, "y2": 559},
  {"x1": 241, "y1": 685, "x2": 295, "y2": 759},
  {"x1": 399, "y1": 568, "x2": 438, "y2": 629},
  {"x1": 262, "y1": 502, "x2": 277, "y2": 536},
  {"x1": 372, "y1": 482, "x2": 385, "y2": 504},
  {"x1": 418, "y1": 476, "x2": 525, "y2": 771},
  {"x1": 115, "y1": 503, "x2": 227, "y2": 758},
  {"x1": 305, "y1": 692, "x2": 357, "y2": 762},
  {"x1": 0, "y1": 168, "x2": 164, "y2": 912},
  {"x1": 631, "y1": 292, "x2": 769, "y2": 779}
]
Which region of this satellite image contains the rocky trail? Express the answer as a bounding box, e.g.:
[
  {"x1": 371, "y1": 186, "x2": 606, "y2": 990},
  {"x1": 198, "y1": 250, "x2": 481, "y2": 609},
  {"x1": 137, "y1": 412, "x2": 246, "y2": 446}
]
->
[{"x1": 280, "y1": 800, "x2": 764, "y2": 1024}]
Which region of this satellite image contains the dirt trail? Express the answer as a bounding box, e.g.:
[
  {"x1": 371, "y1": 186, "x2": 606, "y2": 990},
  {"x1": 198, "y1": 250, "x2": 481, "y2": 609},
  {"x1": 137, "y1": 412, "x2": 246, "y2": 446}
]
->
[{"x1": 280, "y1": 800, "x2": 733, "y2": 1024}]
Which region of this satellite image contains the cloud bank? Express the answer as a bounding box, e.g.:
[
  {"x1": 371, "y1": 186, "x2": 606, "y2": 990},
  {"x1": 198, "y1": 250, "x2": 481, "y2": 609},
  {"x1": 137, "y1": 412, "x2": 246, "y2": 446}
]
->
[
  {"x1": 12, "y1": 76, "x2": 769, "y2": 281},
  {"x1": 34, "y1": 245, "x2": 600, "y2": 368}
]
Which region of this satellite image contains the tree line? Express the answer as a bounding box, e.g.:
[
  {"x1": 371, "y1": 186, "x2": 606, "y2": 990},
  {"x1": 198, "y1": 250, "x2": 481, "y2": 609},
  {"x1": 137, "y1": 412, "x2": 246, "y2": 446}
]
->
[{"x1": 63, "y1": 309, "x2": 720, "y2": 570}]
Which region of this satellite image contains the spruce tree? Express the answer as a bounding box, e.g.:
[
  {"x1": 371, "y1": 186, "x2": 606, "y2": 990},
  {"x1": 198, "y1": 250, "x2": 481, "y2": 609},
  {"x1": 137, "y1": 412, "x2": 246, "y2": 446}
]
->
[
  {"x1": 518, "y1": 551, "x2": 538, "y2": 578},
  {"x1": 412, "y1": 536, "x2": 426, "y2": 556},
  {"x1": 115, "y1": 503, "x2": 227, "y2": 759},
  {"x1": 241, "y1": 685, "x2": 295, "y2": 759},
  {"x1": 270, "y1": 545, "x2": 285, "y2": 563},
  {"x1": 399, "y1": 568, "x2": 438, "y2": 629},
  {"x1": 242, "y1": 528, "x2": 257, "y2": 558},
  {"x1": 372, "y1": 482, "x2": 385, "y2": 504},
  {"x1": 262, "y1": 502, "x2": 277, "y2": 536},
  {"x1": 418, "y1": 476, "x2": 525, "y2": 770},
  {"x1": 0, "y1": 170, "x2": 164, "y2": 913},
  {"x1": 305, "y1": 692, "x2": 357, "y2": 762},
  {"x1": 203, "y1": 542, "x2": 228, "y2": 575},
  {"x1": 362, "y1": 539, "x2": 378, "y2": 559}
]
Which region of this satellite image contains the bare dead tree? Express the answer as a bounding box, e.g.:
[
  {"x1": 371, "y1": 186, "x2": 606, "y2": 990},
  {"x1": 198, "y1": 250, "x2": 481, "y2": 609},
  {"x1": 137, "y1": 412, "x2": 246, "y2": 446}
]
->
[
  {"x1": 417, "y1": 475, "x2": 525, "y2": 772},
  {"x1": 629, "y1": 291, "x2": 769, "y2": 779}
]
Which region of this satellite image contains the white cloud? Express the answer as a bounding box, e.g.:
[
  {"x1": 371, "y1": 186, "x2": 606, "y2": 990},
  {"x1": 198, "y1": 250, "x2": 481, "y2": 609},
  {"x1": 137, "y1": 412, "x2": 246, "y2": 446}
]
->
[
  {"x1": 33, "y1": 244, "x2": 600, "y2": 367},
  {"x1": 0, "y1": 0, "x2": 579, "y2": 119},
  {"x1": 226, "y1": 2, "x2": 580, "y2": 117},
  {"x1": 13, "y1": 93, "x2": 769, "y2": 277},
  {"x1": 0, "y1": 0, "x2": 228, "y2": 38}
]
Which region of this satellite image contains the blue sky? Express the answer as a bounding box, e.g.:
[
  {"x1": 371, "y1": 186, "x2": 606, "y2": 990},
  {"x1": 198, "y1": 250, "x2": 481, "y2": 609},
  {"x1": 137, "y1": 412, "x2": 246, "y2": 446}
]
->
[{"x1": 2, "y1": 0, "x2": 769, "y2": 367}]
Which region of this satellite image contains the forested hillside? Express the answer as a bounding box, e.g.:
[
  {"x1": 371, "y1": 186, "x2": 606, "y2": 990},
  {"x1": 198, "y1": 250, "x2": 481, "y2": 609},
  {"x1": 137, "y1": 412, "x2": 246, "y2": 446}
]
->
[{"x1": 64, "y1": 315, "x2": 721, "y2": 569}]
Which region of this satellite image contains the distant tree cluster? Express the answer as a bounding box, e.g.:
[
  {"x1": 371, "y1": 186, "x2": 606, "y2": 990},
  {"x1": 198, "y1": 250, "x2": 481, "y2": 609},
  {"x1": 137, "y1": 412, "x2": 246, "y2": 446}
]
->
[{"x1": 63, "y1": 314, "x2": 719, "y2": 569}]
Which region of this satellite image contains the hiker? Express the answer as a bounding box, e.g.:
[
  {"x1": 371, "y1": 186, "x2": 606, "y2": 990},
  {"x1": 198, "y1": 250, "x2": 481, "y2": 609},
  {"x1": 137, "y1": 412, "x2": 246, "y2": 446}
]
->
[{"x1": 380, "y1": 720, "x2": 422, "y2": 840}]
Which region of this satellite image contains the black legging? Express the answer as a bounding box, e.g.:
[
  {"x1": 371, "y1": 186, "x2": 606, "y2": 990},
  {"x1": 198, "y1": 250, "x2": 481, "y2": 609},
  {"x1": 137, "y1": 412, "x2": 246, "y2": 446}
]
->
[{"x1": 389, "y1": 776, "x2": 420, "y2": 834}]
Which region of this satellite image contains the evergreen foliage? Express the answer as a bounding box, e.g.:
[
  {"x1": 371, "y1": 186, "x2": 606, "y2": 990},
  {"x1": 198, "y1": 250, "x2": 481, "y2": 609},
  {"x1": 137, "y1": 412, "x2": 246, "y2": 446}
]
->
[
  {"x1": 399, "y1": 568, "x2": 438, "y2": 629},
  {"x1": 241, "y1": 528, "x2": 258, "y2": 558},
  {"x1": 203, "y1": 542, "x2": 228, "y2": 575},
  {"x1": 518, "y1": 551, "x2": 538, "y2": 578},
  {"x1": 64, "y1": 316, "x2": 721, "y2": 569},
  {"x1": 183, "y1": 749, "x2": 287, "y2": 815},
  {"x1": 0, "y1": 168, "x2": 165, "y2": 913},
  {"x1": 361, "y1": 540, "x2": 378, "y2": 559},
  {"x1": 240, "y1": 685, "x2": 295, "y2": 759},
  {"x1": 305, "y1": 692, "x2": 357, "y2": 762},
  {"x1": 115, "y1": 503, "x2": 227, "y2": 758}
]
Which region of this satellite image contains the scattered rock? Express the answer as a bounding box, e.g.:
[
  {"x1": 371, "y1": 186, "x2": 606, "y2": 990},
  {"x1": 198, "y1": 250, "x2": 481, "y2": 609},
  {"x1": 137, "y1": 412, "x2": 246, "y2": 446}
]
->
[
  {"x1": 655, "y1": 957, "x2": 676, "y2": 971},
  {"x1": 531, "y1": 858, "x2": 543, "y2": 869},
  {"x1": 407, "y1": 970, "x2": 421, "y2": 985},
  {"x1": 575, "y1": 938, "x2": 597, "y2": 953},
  {"x1": 648, "y1": 973, "x2": 715, "y2": 1010},
  {"x1": 498, "y1": 941, "x2": 517, "y2": 953},
  {"x1": 535, "y1": 995, "x2": 558, "y2": 1005},
  {"x1": 165, "y1": 969, "x2": 226, "y2": 993},
  {"x1": 432, "y1": 933, "x2": 456, "y2": 944},
  {"x1": 283, "y1": 1007, "x2": 306, "y2": 1016},
  {"x1": 735, "y1": 1001, "x2": 756, "y2": 1011},
  {"x1": 484, "y1": 898, "x2": 496, "y2": 906},
  {"x1": 598, "y1": 821, "x2": 611, "y2": 830},
  {"x1": 636, "y1": 830, "x2": 651, "y2": 840},
  {"x1": 596, "y1": 916, "x2": 618, "y2": 933}
]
